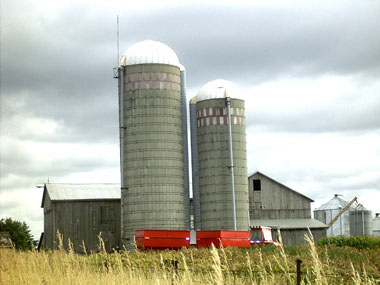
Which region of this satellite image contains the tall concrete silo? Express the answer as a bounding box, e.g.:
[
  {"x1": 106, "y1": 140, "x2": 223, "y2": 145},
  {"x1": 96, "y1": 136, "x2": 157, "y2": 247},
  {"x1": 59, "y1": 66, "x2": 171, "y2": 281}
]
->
[
  {"x1": 190, "y1": 79, "x2": 249, "y2": 231},
  {"x1": 116, "y1": 40, "x2": 189, "y2": 248}
]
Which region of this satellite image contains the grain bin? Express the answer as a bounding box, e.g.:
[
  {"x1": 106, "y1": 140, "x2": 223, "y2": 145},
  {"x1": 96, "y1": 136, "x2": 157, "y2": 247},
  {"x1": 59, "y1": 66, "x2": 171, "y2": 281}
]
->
[
  {"x1": 373, "y1": 213, "x2": 380, "y2": 237},
  {"x1": 314, "y1": 195, "x2": 355, "y2": 236},
  {"x1": 349, "y1": 209, "x2": 373, "y2": 236},
  {"x1": 116, "y1": 40, "x2": 188, "y2": 249},
  {"x1": 190, "y1": 79, "x2": 249, "y2": 231}
]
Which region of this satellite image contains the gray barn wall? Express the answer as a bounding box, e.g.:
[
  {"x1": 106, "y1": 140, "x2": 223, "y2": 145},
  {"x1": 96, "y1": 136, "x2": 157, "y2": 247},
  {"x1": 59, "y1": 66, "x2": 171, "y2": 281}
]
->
[
  {"x1": 43, "y1": 192, "x2": 54, "y2": 250},
  {"x1": 43, "y1": 194, "x2": 120, "y2": 252},
  {"x1": 249, "y1": 173, "x2": 311, "y2": 220},
  {"x1": 272, "y1": 228, "x2": 326, "y2": 246}
]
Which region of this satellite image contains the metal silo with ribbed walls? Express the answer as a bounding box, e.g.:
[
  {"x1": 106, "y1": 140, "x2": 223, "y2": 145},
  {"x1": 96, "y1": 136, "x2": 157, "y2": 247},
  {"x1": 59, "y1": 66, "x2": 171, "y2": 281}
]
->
[
  {"x1": 191, "y1": 79, "x2": 249, "y2": 231},
  {"x1": 116, "y1": 40, "x2": 188, "y2": 248},
  {"x1": 314, "y1": 195, "x2": 355, "y2": 236},
  {"x1": 349, "y1": 209, "x2": 373, "y2": 236}
]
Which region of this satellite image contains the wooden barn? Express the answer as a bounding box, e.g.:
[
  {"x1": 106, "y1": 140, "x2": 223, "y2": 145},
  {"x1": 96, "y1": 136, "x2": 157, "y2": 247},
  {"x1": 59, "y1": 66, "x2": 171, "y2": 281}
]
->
[
  {"x1": 40, "y1": 183, "x2": 120, "y2": 252},
  {"x1": 248, "y1": 171, "x2": 328, "y2": 246}
]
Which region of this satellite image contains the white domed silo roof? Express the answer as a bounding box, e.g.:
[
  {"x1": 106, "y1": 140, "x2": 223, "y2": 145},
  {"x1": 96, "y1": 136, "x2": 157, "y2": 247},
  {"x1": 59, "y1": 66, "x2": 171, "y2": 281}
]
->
[
  {"x1": 120, "y1": 40, "x2": 180, "y2": 67},
  {"x1": 196, "y1": 79, "x2": 244, "y2": 102}
]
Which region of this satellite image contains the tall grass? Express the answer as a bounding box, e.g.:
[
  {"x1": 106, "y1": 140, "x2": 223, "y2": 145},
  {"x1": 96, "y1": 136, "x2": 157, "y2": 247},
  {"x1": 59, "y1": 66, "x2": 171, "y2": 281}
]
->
[{"x1": 1, "y1": 233, "x2": 379, "y2": 284}]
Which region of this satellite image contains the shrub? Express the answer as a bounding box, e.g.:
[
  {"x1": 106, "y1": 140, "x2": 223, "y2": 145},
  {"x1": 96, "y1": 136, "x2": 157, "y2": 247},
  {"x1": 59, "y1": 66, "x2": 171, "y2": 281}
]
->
[
  {"x1": 318, "y1": 236, "x2": 380, "y2": 249},
  {"x1": 0, "y1": 217, "x2": 35, "y2": 250}
]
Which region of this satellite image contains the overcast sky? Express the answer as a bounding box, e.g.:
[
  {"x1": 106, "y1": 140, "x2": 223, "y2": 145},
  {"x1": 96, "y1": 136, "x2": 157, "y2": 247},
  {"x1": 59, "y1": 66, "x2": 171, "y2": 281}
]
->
[{"x1": 1, "y1": 0, "x2": 380, "y2": 239}]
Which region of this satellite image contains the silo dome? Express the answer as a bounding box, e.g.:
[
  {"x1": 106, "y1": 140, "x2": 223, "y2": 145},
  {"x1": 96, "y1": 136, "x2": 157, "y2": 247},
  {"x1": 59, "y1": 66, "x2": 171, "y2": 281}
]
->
[
  {"x1": 197, "y1": 79, "x2": 244, "y2": 102},
  {"x1": 120, "y1": 40, "x2": 180, "y2": 67}
]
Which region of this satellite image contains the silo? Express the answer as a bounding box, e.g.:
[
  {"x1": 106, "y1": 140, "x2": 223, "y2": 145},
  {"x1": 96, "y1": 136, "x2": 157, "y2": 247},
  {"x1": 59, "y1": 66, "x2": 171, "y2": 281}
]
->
[
  {"x1": 314, "y1": 195, "x2": 355, "y2": 236},
  {"x1": 116, "y1": 40, "x2": 188, "y2": 248},
  {"x1": 190, "y1": 96, "x2": 201, "y2": 230},
  {"x1": 190, "y1": 79, "x2": 249, "y2": 231},
  {"x1": 373, "y1": 213, "x2": 380, "y2": 237},
  {"x1": 349, "y1": 209, "x2": 373, "y2": 236}
]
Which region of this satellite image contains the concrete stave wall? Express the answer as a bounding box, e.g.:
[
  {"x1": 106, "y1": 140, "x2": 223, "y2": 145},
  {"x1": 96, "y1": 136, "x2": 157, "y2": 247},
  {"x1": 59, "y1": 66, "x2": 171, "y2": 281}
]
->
[
  {"x1": 120, "y1": 64, "x2": 187, "y2": 248},
  {"x1": 196, "y1": 98, "x2": 249, "y2": 230}
]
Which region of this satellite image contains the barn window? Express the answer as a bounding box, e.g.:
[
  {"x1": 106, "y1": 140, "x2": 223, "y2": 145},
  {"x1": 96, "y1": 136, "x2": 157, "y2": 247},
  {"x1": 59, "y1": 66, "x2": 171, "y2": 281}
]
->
[{"x1": 253, "y1": 179, "x2": 261, "y2": 191}]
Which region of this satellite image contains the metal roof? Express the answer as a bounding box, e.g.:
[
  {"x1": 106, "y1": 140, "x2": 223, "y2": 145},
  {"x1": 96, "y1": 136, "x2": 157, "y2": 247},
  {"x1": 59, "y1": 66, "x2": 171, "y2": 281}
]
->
[
  {"x1": 120, "y1": 40, "x2": 181, "y2": 67},
  {"x1": 41, "y1": 183, "x2": 120, "y2": 207},
  {"x1": 314, "y1": 195, "x2": 359, "y2": 211},
  {"x1": 196, "y1": 79, "x2": 244, "y2": 102},
  {"x1": 250, "y1": 219, "x2": 328, "y2": 229}
]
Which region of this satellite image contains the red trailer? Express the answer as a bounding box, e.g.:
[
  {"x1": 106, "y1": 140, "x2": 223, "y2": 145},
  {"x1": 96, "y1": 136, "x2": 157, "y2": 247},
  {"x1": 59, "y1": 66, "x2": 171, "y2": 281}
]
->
[
  {"x1": 196, "y1": 230, "x2": 250, "y2": 248},
  {"x1": 135, "y1": 230, "x2": 190, "y2": 249}
]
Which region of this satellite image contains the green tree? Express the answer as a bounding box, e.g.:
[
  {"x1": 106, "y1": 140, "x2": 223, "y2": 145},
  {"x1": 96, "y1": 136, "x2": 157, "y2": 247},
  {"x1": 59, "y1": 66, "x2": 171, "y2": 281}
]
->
[{"x1": 0, "y1": 217, "x2": 35, "y2": 250}]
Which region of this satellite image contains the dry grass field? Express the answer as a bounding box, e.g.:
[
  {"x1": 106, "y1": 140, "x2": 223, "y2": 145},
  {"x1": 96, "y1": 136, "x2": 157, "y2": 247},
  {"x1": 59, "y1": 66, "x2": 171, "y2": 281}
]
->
[{"x1": 1, "y1": 233, "x2": 379, "y2": 284}]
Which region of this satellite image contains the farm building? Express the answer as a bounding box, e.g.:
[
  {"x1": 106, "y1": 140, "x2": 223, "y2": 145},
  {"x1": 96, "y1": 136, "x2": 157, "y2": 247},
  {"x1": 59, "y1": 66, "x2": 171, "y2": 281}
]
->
[
  {"x1": 250, "y1": 219, "x2": 327, "y2": 246},
  {"x1": 248, "y1": 171, "x2": 313, "y2": 219},
  {"x1": 373, "y1": 213, "x2": 380, "y2": 237},
  {"x1": 314, "y1": 195, "x2": 373, "y2": 237},
  {"x1": 248, "y1": 171, "x2": 328, "y2": 245},
  {"x1": 40, "y1": 183, "x2": 121, "y2": 253}
]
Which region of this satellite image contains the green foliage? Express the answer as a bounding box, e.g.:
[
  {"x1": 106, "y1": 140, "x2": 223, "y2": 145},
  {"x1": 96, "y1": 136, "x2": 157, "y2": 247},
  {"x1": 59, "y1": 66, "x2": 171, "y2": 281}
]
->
[
  {"x1": 318, "y1": 235, "x2": 380, "y2": 249},
  {"x1": 0, "y1": 217, "x2": 35, "y2": 250}
]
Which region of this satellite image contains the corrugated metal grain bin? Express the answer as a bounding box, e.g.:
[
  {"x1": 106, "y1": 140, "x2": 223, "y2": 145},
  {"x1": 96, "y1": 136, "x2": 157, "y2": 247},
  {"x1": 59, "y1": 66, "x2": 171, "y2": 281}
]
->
[
  {"x1": 349, "y1": 210, "x2": 373, "y2": 236},
  {"x1": 117, "y1": 40, "x2": 189, "y2": 249},
  {"x1": 196, "y1": 230, "x2": 250, "y2": 248},
  {"x1": 373, "y1": 214, "x2": 380, "y2": 237},
  {"x1": 135, "y1": 230, "x2": 190, "y2": 249},
  {"x1": 314, "y1": 195, "x2": 355, "y2": 236}
]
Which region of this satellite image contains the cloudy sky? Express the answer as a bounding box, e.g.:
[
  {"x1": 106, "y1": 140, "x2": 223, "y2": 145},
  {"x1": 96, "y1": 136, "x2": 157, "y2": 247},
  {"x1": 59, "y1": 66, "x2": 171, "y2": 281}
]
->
[{"x1": 1, "y1": 0, "x2": 380, "y2": 239}]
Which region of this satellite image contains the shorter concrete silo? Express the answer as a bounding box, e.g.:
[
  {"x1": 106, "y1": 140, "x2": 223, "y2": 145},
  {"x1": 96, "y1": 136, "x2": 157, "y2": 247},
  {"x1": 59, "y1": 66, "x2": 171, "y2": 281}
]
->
[
  {"x1": 349, "y1": 209, "x2": 373, "y2": 236},
  {"x1": 190, "y1": 79, "x2": 249, "y2": 231},
  {"x1": 314, "y1": 195, "x2": 356, "y2": 236}
]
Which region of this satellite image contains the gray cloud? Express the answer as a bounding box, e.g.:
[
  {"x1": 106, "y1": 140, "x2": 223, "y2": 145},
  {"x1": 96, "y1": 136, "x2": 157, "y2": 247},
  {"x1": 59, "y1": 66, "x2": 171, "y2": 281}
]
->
[
  {"x1": 3, "y1": 1, "x2": 380, "y2": 142},
  {"x1": 247, "y1": 97, "x2": 380, "y2": 133}
]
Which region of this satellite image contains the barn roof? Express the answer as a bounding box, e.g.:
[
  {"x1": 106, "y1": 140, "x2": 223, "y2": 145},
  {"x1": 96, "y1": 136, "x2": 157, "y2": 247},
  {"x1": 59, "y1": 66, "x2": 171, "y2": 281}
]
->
[
  {"x1": 250, "y1": 219, "x2": 328, "y2": 229},
  {"x1": 248, "y1": 171, "x2": 314, "y2": 202},
  {"x1": 41, "y1": 183, "x2": 120, "y2": 207}
]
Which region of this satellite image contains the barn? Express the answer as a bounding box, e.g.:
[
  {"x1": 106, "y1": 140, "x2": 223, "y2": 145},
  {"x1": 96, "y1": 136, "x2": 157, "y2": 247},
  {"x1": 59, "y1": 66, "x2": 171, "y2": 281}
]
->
[
  {"x1": 40, "y1": 183, "x2": 120, "y2": 252},
  {"x1": 248, "y1": 171, "x2": 328, "y2": 246}
]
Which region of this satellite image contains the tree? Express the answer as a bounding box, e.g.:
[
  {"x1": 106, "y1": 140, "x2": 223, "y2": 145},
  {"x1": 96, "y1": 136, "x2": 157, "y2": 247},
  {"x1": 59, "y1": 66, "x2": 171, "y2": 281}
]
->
[{"x1": 0, "y1": 217, "x2": 35, "y2": 250}]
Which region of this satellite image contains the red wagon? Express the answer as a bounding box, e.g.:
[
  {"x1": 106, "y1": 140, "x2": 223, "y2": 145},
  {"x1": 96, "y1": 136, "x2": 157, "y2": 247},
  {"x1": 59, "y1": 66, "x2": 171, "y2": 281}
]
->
[
  {"x1": 135, "y1": 230, "x2": 191, "y2": 249},
  {"x1": 196, "y1": 230, "x2": 250, "y2": 248}
]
